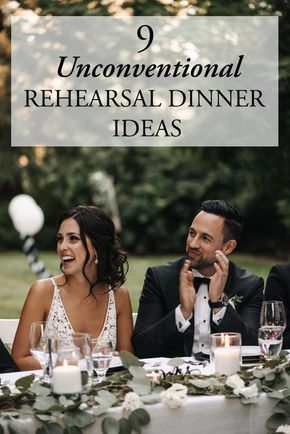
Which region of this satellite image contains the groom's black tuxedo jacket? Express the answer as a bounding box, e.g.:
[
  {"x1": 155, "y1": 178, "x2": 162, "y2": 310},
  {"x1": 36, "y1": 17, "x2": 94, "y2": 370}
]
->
[
  {"x1": 265, "y1": 263, "x2": 290, "y2": 349},
  {"x1": 132, "y1": 257, "x2": 264, "y2": 358}
]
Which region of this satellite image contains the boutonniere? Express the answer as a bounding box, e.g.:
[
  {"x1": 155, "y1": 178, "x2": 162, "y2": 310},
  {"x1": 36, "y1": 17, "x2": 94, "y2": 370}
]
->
[{"x1": 228, "y1": 295, "x2": 243, "y2": 309}]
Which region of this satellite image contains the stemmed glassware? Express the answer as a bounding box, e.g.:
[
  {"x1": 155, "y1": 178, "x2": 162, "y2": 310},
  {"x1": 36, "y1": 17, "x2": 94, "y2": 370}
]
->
[
  {"x1": 259, "y1": 301, "x2": 286, "y2": 359},
  {"x1": 260, "y1": 301, "x2": 286, "y2": 330},
  {"x1": 91, "y1": 337, "x2": 112, "y2": 383},
  {"x1": 29, "y1": 321, "x2": 49, "y2": 381}
]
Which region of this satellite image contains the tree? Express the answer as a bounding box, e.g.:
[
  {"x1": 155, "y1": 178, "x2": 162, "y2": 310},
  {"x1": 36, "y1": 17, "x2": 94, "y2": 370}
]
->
[{"x1": 0, "y1": 0, "x2": 289, "y2": 257}]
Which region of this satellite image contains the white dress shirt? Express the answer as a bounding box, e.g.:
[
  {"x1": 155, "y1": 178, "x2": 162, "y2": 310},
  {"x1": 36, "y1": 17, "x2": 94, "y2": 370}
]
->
[{"x1": 175, "y1": 269, "x2": 226, "y2": 354}]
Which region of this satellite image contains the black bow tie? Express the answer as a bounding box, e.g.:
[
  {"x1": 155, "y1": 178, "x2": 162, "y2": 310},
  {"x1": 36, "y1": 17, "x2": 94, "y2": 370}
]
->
[{"x1": 193, "y1": 276, "x2": 211, "y2": 292}]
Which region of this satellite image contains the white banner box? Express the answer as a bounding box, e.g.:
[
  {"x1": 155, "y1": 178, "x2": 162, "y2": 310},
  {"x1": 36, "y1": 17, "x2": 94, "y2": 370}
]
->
[{"x1": 11, "y1": 16, "x2": 278, "y2": 147}]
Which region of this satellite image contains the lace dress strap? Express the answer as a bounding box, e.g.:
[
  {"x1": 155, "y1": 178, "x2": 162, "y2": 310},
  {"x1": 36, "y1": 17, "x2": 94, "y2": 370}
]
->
[
  {"x1": 43, "y1": 278, "x2": 75, "y2": 339},
  {"x1": 98, "y1": 289, "x2": 117, "y2": 350}
]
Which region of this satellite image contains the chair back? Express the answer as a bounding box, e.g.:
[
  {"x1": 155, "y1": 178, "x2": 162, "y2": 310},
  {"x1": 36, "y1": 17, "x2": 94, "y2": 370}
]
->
[{"x1": 0, "y1": 319, "x2": 19, "y2": 346}]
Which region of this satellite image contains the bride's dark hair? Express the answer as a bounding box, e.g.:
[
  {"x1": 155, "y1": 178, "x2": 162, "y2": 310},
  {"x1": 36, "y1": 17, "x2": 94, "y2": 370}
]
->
[{"x1": 57, "y1": 205, "x2": 128, "y2": 294}]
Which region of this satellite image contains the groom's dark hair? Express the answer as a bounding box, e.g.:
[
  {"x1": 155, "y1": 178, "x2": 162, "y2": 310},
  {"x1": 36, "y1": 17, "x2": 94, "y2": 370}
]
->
[{"x1": 200, "y1": 200, "x2": 243, "y2": 242}]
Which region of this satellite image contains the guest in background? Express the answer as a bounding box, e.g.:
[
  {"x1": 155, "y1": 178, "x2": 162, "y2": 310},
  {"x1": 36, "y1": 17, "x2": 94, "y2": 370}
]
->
[
  {"x1": 132, "y1": 200, "x2": 264, "y2": 358},
  {"x1": 12, "y1": 205, "x2": 133, "y2": 370},
  {"x1": 265, "y1": 263, "x2": 290, "y2": 348},
  {"x1": 0, "y1": 339, "x2": 19, "y2": 373}
]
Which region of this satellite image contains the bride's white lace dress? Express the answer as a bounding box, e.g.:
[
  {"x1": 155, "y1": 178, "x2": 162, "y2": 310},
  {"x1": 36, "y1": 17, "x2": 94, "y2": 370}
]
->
[{"x1": 43, "y1": 277, "x2": 117, "y2": 350}]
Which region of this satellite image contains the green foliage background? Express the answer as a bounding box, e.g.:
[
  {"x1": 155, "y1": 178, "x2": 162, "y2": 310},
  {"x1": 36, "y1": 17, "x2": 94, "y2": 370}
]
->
[{"x1": 0, "y1": 0, "x2": 289, "y2": 257}]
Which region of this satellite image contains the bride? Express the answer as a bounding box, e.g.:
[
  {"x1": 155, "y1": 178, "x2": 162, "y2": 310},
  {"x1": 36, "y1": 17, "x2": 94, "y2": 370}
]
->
[{"x1": 12, "y1": 205, "x2": 133, "y2": 370}]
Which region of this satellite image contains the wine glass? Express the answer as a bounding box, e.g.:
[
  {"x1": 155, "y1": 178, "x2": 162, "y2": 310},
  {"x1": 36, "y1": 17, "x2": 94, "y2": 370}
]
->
[
  {"x1": 29, "y1": 321, "x2": 49, "y2": 381},
  {"x1": 260, "y1": 301, "x2": 286, "y2": 330},
  {"x1": 91, "y1": 337, "x2": 112, "y2": 383},
  {"x1": 258, "y1": 326, "x2": 283, "y2": 360}
]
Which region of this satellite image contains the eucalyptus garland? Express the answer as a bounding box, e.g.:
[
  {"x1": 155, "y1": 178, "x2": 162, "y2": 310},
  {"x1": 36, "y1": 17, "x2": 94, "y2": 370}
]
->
[{"x1": 0, "y1": 353, "x2": 289, "y2": 434}]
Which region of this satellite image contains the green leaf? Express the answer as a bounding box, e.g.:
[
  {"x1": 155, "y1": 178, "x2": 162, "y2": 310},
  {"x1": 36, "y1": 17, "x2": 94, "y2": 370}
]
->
[
  {"x1": 167, "y1": 358, "x2": 184, "y2": 368},
  {"x1": 92, "y1": 404, "x2": 109, "y2": 417},
  {"x1": 7, "y1": 422, "x2": 18, "y2": 434},
  {"x1": 266, "y1": 413, "x2": 287, "y2": 431},
  {"x1": 97, "y1": 390, "x2": 117, "y2": 406},
  {"x1": 129, "y1": 413, "x2": 141, "y2": 434},
  {"x1": 15, "y1": 375, "x2": 35, "y2": 392},
  {"x1": 128, "y1": 380, "x2": 151, "y2": 396},
  {"x1": 265, "y1": 373, "x2": 275, "y2": 381},
  {"x1": 129, "y1": 366, "x2": 147, "y2": 378},
  {"x1": 120, "y1": 352, "x2": 142, "y2": 369},
  {"x1": 131, "y1": 408, "x2": 150, "y2": 426},
  {"x1": 36, "y1": 423, "x2": 64, "y2": 434},
  {"x1": 35, "y1": 414, "x2": 52, "y2": 422},
  {"x1": 190, "y1": 379, "x2": 213, "y2": 389},
  {"x1": 30, "y1": 382, "x2": 51, "y2": 396},
  {"x1": 59, "y1": 396, "x2": 75, "y2": 407},
  {"x1": 128, "y1": 366, "x2": 151, "y2": 396},
  {"x1": 33, "y1": 396, "x2": 57, "y2": 411},
  {"x1": 7, "y1": 420, "x2": 29, "y2": 434},
  {"x1": 276, "y1": 399, "x2": 290, "y2": 416},
  {"x1": 119, "y1": 418, "x2": 131, "y2": 434},
  {"x1": 253, "y1": 370, "x2": 265, "y2": 379},
  {"x1": 63, "y1": 410, "x2": 95, "y2": 428},
  {"x1": 267, "y1": 390, "x2": 287, "y2": 399},
  {"x1": 140, "y1": 393, "x2": 161, "y2": 404},
  {"x1": 101, "y1": 417, "x2": 119, "y2": 434},
  {"x1": 240, "y1": 397, "x2": 259, "y2": 404},
  {"x1": 64, "y1": 427, "x2": 82, "y2": 434}
]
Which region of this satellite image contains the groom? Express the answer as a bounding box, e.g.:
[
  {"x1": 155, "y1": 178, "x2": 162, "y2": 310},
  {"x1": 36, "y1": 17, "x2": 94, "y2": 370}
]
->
[{"x1": 132, "y1": 200, "x2": 264, "y2": 358}]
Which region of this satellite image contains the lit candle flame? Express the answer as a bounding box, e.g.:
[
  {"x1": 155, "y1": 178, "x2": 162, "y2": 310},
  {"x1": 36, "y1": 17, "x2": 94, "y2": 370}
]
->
[
  {"x1": 221, "y1": 333, "x2": 230, "y2": 348},
  {"x1": 225, "y1": 334, "x2": 230, "y2": 348}
]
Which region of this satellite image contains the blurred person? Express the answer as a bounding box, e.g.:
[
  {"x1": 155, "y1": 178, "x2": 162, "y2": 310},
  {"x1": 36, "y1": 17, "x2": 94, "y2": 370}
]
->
[
  {"x1": 265, "y1": 263, "x2": 290, "y2": 348},
  {"x1": 12, "y1": 205, "x2": 133, "y2": 370},
  {"x1": 132, "y1": 200, "x2": 264, "y2": 358},
  {"x1": 0, "y1": 339, "x2": 19, "y2": 373}
]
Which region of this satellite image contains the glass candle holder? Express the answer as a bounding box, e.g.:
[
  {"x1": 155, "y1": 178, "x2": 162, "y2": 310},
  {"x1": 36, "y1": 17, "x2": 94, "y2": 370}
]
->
[
  {"x1": 52, "y1": 333, "x2": 92, "y2": 394},
  {"x1": 211, "y1": 332, "x2": 241, "y2": 376},
  {"x1": 52, "y1": 347, "x2": 82, "y2": 395}
]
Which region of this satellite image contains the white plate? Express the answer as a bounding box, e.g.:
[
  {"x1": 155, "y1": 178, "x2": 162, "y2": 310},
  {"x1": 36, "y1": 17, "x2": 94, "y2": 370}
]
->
[
  {"x1": 241, "y1": 346, "x2": 261, "y2": 356},
  {"x1": 110, "y1": 356, "x2": 122, "y2": 369}
]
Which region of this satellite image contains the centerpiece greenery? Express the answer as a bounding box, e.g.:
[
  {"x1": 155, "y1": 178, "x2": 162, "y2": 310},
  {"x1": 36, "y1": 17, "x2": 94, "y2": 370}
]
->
[{"x1": 0, "y1": 352, "x2": 290, "y2": 434}]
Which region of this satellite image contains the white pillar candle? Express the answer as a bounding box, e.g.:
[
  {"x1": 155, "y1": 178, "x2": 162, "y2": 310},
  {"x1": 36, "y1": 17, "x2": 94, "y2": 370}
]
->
[
  {"x1": 214, "y1": 347, "x2": 240, "y2": 375},
  {"x1": 53, "y1": 361, "x2": 82, "y2": 394}
]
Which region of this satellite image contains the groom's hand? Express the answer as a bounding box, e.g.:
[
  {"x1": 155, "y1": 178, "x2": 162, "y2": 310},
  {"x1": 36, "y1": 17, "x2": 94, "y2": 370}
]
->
[
  {"x1": 179, "y1": 259, "x2": 196, "y2": 319},
  {"x1": 208, "y1": 250, "x2": 229, "y2": 303}
]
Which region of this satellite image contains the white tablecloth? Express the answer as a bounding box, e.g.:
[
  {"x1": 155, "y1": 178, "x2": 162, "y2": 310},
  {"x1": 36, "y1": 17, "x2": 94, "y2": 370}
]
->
[{"x1": 0, "y1": 358, "x2": 276, "y2": 434}]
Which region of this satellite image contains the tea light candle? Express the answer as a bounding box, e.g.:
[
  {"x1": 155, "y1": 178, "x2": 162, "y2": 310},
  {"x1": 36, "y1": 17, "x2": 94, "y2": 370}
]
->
[
  {"x1": 214, "y1": 335, "x2": 240, "y2": 375},
  {"x1": 53, "y1": 360, "x2": 82, "y2": 394}
]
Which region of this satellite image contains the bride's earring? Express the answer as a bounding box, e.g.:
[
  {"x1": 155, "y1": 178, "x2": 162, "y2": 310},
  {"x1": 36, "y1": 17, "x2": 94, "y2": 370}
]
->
[{"x1": 94, "y1": 252, "x2": 98, "y2": 264}]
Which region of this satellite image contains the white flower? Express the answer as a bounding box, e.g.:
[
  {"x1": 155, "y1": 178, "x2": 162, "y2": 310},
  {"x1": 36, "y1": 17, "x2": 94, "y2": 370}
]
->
[
  {"x1": 226, "y1": 375, "x2": 259, "y2": 399},
  {"x1": 121, "y1": 392, "x2": 144, "y2": 416},
  {"x1": 276, "y1": 425, "x2": 290, "y2": 434},
  {"x1": 228, "y1": 295, "x2": 243, "y2": 309},
  {"x1": 160, "y1": 383, "x2": 188, "y2": 409},
  {"x1": 239, "y1": 383, "x2": 259, "y2": 399},
  {"x1": 79, "y1": 403, "x2": 88, "y2": 410},
  {"x1": 226, "y1": 374, "x2": 245, "y2": 395},
  {"x1": 229, "y1": 300, "x2": 236, "y2": 310}
]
